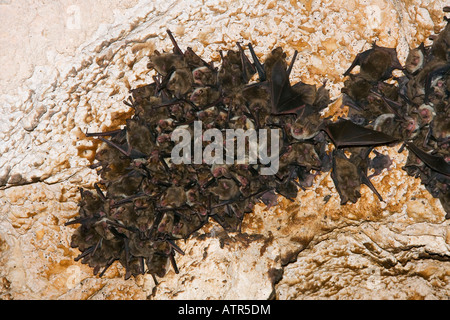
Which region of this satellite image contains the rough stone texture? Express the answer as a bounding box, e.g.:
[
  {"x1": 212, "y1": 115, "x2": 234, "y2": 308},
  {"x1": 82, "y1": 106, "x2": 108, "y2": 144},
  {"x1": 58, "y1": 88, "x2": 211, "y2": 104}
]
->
[{"x1": 0, "y1": 0, "x2": 449, "y2": 300}]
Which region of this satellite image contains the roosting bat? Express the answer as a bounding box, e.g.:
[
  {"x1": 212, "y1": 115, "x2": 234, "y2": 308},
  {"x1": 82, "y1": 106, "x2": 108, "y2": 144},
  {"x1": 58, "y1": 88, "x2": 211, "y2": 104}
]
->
[
  {"x1": 247, "y1": 43, "x2": 266, "y2": 81},
  {"x1": 236, "y1": 42, "x2": 257, "y2": 83},
  {"x1": 68, "y1": 17, "x2": 450, "y2": 281},
  {"x1": 343, "y1": 42, "x2": 404, "y2": 82},
  {"x1": 404, "y1": 142, "x2": 450, "y2": 176},
  {"x1": 331, "y1": 148, "x2": 383, "y2": 204},
  {"x1": 424, "y1": 63, "x2": 450, "y2": 103}
]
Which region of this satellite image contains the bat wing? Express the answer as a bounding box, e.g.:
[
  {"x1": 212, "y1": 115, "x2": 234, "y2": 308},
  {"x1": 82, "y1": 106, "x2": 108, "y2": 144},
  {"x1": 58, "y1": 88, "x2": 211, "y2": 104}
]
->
[
  {"x1": 248, "y1": 43, "x2": 266, "y2": 81},
  {"x1": 359, "y1": 167, "x2": 383, "y2": 202},
  {"x1": 270, "y1": 59, "x2": 305, "y2": 115},
  {"x1": 377, "y1": 45, "x2": 403, "y2": 70},
  {"x1": 323, "y1": 119, "x2": 398, "y2": 148},
  {"x1": 237, "y1": 43, "x2": 256, "y2": 83},
  {"x1": 405, "y1": 142, "x2": 450, "y2": 176}
]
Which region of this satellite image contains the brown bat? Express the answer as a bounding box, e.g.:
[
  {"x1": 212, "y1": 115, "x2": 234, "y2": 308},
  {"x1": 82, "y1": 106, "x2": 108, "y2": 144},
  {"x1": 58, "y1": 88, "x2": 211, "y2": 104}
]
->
[
  {"x1": 404, "y1": 142, "x2": 450, "y2": 176},
  {"x1": 343, "y1": 42, "x2": 404, "y2": 82},
  {"x1": 405, "y1": 43, "x2": 427, "y2": 75}
]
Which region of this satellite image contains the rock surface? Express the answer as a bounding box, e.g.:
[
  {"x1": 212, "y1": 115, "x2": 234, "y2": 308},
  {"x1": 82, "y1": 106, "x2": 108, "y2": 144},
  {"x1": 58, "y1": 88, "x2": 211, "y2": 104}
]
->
[{"x1": 0, "y1": 0, "x2": 449, "y2": 300}]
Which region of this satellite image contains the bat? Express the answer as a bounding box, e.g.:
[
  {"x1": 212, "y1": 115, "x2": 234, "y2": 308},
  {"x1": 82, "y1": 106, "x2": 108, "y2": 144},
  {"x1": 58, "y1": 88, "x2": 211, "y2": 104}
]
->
[
  {"x1": 264, "y1": 47, "x2": 288, "y2": 80},
  {"x1": 270, "y1": 58, "x2": 306, "y2": 115},
  {"x1": 429, "y1": 13, "x2": 450, "y2": 61},
  {"x1": 147, "y1": 51, "x2": 187, "y2": 76},
  {"x1": 217, "y1": 50, "x2": 245, "y2": 91},
  {"x1": 424, "y1": 63, "x2": 450, "y2": 104},
  {"x1": 404, "y1": 142, "x2": 450, "y2": 176},
  {"x1": 189, "y1": 86, "x2": 221, "y2": 107},
  {"x1": 404, "y1": 42, "x2": 427, "y2": 75},
  {"x1": 430, "y1": 107, "x2": 450, "y2": 145},
  {"x1": 343, "y1": 42, "x2": 404, "y2": 82},
  {"x1": 160, "y1": 186, "x2": 188, "y2": 208},
  {"x1": 331, "y1": 148, "x2": 383, "y2": 205},
  {"x1": 68, "y1": 18, "x2": 450, "y2": 280},
  {"x1": 368, "y1": 149, "x2": 393, "y2": 178},
  {"x1": 341, "y1": 74, "x2": 373, "y2": 104},
  {"x1": 192, "y1": 66, "x2": 217, "y2": 86},
  {"x1": 322, "y1": 119, "x2": 399, "y2": 148},
  {"x1": 210, "y1": 178, "x2": 240, "y2": 201},
  {"x1": 236, "y1": 42, "x2": 257, "y2": 83},
  {"x1": 166, "y1": 68, "x2": 193, "y2": 97}
]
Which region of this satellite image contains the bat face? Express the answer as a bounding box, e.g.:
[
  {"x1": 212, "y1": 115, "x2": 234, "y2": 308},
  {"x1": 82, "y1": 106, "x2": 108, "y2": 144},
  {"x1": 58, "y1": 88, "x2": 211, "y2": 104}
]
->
[
  {"x1": 368, "y1": 150, "x2": 393, "y2": 178},
  {"x1": 431, "y1": 109, "x2": 450, "y2": 144},
  {"x1": 417, "y1": 104, "x2": 436, "y2": 125},
  {"x1": 287, "y1": 112, "x2": 322, "y2": 140},
  {"x1": 161, "y1": 186, "x2": 187, "y2": 208},
  {"x1": 210, "y1": 178, "x2": 240, "y2": 201}
]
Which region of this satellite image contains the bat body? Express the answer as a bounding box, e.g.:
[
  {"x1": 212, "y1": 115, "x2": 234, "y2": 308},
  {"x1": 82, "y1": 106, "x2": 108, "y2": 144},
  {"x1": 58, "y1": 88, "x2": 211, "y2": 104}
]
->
[
  {"x1": 368, "y1": 150, "x2": 393, "y2": 178},
  {"x1": 404, "y1": 142, "x2": 450, "y2": 176}
]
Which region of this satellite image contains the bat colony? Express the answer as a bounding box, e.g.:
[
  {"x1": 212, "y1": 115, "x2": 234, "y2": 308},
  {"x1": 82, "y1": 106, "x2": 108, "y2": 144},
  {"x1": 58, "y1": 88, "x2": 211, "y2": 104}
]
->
[{"x1": 66, "y1": 8, "x2": 450, "y2": 280}]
